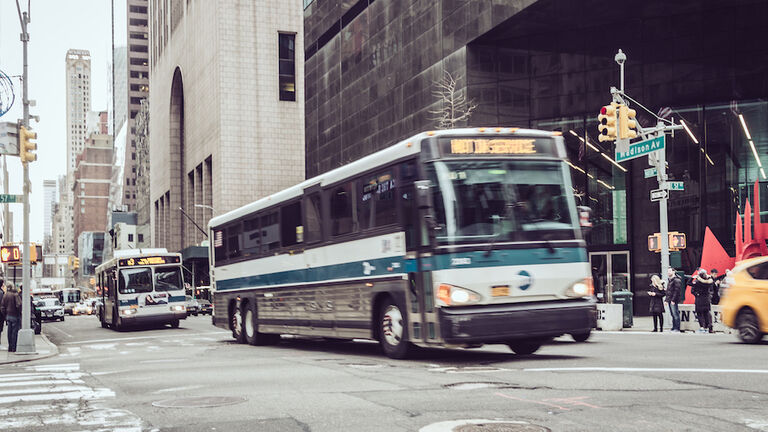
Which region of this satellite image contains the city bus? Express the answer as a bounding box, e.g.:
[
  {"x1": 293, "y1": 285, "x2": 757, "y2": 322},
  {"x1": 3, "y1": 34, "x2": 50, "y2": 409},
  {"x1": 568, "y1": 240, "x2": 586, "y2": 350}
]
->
[
  {"x1": 95, "y1": 249, "x2": 187, "y2": 330},
  {"x1": 208, "y1": 128, "x2": 596, "y2": 358},
  {"x1": 54, "y1": 288, "x2": 82, "y2": 315}
]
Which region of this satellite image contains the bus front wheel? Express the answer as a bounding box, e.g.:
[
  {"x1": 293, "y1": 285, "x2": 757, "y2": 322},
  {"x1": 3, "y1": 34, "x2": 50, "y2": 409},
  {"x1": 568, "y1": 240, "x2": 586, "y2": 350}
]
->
[
  {"x1": 507, "y1": 339, "x2": 543, "y2": 355},
  {"x1": 378, "y1": 297, "x2": 412, "y2": 359},
  {"x1": 170, "y1": 318, "x2": 180, "y2": 328},
  {"x1": 231, "y1": 303, "x2": 246, "y2": 344}
]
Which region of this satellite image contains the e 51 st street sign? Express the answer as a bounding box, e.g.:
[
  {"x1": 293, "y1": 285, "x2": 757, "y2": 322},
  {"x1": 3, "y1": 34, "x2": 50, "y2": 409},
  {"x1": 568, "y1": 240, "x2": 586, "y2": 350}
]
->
[{"x1": 615, "y1": 135, "x2": 666, "y2": 163}]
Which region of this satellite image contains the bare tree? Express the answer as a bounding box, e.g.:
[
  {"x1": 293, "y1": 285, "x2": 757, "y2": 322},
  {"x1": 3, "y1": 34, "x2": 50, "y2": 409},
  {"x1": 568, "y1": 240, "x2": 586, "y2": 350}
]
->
[{"x1": 428, "y1": 71, "x2": 478, "y2": 129}]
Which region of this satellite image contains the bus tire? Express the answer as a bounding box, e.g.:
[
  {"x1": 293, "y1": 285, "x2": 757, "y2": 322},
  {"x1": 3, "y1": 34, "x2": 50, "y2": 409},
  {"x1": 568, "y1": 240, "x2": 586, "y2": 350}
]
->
[
  {"x1": 170, "y1": 318, "x2": 180, "y2": 328},
  {"x1": 231, "y1": 302, "x2": 246, "y2": 344},
  {"x1": 112, "y1": 307, "x2": 119, "y2": 330},
  {"x1": 507, "y1": 339, "x2": 543, "y2": 355},
  {"x1": 378, "y1": 297, "x2": 412, "y2": 359}
]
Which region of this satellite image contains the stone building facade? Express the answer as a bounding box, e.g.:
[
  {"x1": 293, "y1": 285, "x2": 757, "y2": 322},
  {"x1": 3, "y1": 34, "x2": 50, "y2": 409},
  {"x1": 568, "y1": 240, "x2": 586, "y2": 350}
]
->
[
  {"x1": 73, "y1": 134, "x2": 113, "y2": 255},
  {"x1": 149, "y1": 0, "x2": 305, "y2": 252}
]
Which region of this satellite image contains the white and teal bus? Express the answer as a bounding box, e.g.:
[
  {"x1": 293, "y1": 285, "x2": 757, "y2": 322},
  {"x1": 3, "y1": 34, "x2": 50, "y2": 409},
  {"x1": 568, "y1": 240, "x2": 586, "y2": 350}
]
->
[
  {"x1": 209, "y1": 128, "x2": 596, "y2": 358},
  {"x1": 96, "y1": 249, "x2": 187, "y2": 330}
]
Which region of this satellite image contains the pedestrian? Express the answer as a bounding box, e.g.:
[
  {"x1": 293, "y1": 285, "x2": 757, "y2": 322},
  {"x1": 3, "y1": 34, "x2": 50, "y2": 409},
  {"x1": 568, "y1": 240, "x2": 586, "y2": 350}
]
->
[
  {"x1": 666, "y1": 268, "x2": 683, "y2": 332},
  {"x1": 0, "y1": 282, "x2": 21, "y2": 352},
  {"x1": 691, "y1": 269, "x2": 714, "y2": 333},
  {"x1": 0, "y1": 279, "x2": 5, "y2": 346},
  {"x1": 710, "y1": 269, "x2": 723, "y2": 305},
  {"x1": 648, "y1": 275, "x2": 666, "y2": 332}
]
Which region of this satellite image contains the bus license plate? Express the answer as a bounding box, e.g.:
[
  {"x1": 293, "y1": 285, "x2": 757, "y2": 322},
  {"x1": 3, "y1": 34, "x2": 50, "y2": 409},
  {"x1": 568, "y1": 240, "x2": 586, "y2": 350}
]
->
[{"x1": 492, "y1": 285, "x2": 510, "y2": 297}]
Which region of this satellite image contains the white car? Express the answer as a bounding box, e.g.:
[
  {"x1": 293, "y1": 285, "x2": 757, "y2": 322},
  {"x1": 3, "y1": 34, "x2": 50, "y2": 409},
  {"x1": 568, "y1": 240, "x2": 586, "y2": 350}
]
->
[
  {"x1": 72, "y1": 301, "x2": 94, "y2": 315},
  {"x1": 35, "y1": 298, "x2": 65, "y2": 322}
]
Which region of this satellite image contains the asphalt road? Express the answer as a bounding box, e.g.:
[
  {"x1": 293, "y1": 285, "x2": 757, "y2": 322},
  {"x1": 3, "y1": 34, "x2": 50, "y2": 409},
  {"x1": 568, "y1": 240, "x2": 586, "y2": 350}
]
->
[{"x1": 1, "y1": 314, "x2": 767, "y2": 431}]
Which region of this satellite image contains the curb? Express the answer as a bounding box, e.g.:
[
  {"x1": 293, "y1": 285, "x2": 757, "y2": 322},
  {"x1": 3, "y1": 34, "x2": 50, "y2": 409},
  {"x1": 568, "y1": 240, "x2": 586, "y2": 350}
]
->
[{"x1": 0, "y1": 333, "x2": 60, "y2": 366}]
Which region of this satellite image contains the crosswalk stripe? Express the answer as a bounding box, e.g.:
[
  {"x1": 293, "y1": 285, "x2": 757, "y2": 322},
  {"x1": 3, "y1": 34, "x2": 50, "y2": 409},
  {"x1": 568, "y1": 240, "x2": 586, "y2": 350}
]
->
[
  {"x1": 0, "y1": 372, "x2": 84, "y2": 382},
  {"x1": 0, "y1": 385, "x2": 93, "y2": 397},
  {"x1": 0, "y1": 387, "x2": 116, "y2": 405},
  {"x1": 0, "y1": 379, "x2": 86, "y2": 388}
]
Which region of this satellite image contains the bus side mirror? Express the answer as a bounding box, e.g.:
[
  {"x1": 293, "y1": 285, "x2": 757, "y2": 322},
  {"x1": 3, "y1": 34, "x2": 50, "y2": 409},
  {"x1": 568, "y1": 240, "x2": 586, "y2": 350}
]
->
[{"x1": 577, "y1": 206, "x2": 593, "y2": 236}]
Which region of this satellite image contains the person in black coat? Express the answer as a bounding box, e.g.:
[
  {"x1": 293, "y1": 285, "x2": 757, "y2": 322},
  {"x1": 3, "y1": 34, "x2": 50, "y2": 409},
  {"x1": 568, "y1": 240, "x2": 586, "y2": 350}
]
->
[
  {"x1": 648, "y1": 275, "x2": 666, "y2": 332},
  {"x1": 710, "y1": 269, "x2": 723, "y2": 305},
  {"x1": 691, "y1": 269, "x2": 714, "y2": 333},
  {"x1": 666, "y1": 268, "x2": 682, "y2": 332}
]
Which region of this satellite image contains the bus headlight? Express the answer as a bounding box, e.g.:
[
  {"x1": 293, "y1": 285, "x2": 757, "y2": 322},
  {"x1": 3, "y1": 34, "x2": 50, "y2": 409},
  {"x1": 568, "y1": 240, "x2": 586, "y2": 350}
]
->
[
  {"x1": 171, "y1": 305, "x2": 185, "y2": 312},
  {"x1": 121, "y1": 309, "x2": 137, "y2": 316},
  {"x1": 437, "y1": 284, "x2": 481, "y2": 307},
  {"x1": 565, "y1": 278, "x2": 594, "y2": 298}
]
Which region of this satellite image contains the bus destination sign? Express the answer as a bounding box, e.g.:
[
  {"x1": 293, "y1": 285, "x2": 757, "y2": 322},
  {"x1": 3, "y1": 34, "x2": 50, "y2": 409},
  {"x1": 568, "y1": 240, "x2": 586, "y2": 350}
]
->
[
  {"x1": 441, "y1": 138, "x2": 556, "y2": 157},
  {"x1": 119, "y1": 256, "x2": 180, "y2": 267}
]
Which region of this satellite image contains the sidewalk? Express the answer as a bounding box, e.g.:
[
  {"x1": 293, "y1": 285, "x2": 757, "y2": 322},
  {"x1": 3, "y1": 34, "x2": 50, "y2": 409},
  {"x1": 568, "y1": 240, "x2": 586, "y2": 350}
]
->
[
  {"x1": 601, "y1": 315, "x2": 734, "y2": 334},
  {"x1": 0, "y1": 333, "x2": 59, "y2": 365}
]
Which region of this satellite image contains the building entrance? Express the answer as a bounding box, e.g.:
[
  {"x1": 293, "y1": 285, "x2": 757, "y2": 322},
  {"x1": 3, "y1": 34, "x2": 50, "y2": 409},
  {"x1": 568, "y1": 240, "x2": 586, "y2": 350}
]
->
[{"x1": 589, "y1": 251, "x2": 630, "y2": 304}]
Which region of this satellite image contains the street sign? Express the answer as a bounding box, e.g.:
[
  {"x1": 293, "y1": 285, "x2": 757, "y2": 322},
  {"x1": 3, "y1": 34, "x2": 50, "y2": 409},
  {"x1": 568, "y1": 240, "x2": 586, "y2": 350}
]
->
[
  {"x1": 0, "y1": 194, "x2": 23, "y2": 203},
  {"x1": 650, "y1": 188, "x2": 668, "y2": 202},
  {"x1": 615, "y1": 135, "x2": 666, "y2": 163},
  {"x1": 644, "y1": 167, "x2": 657, "y2": 178},
  {"x1": 668, "y1": 181, "x2": 684, "y2": 191}
]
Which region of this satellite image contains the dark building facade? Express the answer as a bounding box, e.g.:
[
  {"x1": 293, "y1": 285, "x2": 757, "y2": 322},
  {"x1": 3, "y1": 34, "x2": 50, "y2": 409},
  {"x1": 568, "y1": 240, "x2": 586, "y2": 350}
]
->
[{"x1": 304, "y1": 0, "x2": 768, "y2": 315}]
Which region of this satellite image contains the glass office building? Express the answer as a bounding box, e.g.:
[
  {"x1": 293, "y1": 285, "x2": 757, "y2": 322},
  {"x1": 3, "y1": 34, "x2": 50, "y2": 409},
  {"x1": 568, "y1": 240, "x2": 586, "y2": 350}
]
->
[{"x1": 304, "y1": 0, "x2": 768, "y2": 314}]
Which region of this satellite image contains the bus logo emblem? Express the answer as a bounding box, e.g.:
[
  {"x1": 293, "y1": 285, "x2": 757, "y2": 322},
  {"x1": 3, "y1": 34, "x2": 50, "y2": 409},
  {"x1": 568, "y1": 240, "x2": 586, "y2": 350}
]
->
[{"x1": 518, "y1": 270, "x2": 532, "y2": 290}]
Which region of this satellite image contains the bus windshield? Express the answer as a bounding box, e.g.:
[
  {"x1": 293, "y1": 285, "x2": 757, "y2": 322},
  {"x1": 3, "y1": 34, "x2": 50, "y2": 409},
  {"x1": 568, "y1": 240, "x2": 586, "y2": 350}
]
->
[
  {"x1": 119, "y1": 267, "x2": 153, "y2": 294},
  {"x1": 155, "y1": 266, "x2": 183, "y2": 291},
  {"x1": 427, "y1": 160, "x2": 578, "y2": 244}
]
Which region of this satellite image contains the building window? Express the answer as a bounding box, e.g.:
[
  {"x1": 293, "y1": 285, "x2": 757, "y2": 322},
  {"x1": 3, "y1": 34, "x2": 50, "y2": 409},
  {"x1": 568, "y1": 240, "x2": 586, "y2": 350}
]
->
[
  {"x1": 138, "y1": 234, "x2": 144, "y2": 243},
  {"x1": 128, "y1": 234, "x2": 134, "y2": 242},
  {"x1": 278, "y1": 33, "x2": 296, "y2": 101}
]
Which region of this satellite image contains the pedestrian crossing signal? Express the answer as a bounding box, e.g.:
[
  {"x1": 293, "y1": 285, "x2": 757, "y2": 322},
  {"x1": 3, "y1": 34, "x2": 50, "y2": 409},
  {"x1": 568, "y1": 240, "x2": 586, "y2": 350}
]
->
[
  {"x1": 669, "y1": 232, "x2": 686, "y2": 250},
  {"x1": 648, "y1": 233, "x2": 661, "y2": 252},
  {"x1": 0, "y1": 245, "x2": 21, "y2": 264}
]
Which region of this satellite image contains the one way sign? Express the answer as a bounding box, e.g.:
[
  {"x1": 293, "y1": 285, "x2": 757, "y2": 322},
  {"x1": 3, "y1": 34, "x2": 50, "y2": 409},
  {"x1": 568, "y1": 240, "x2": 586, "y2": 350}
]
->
[{"x1": 650, "y1": 189, "x2": 668, "y2": 202}]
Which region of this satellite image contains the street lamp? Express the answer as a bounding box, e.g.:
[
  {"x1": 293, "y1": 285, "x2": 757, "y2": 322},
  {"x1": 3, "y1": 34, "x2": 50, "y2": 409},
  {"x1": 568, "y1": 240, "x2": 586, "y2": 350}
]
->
[{"x1": 194, "y1": 204, "x2": 215, "y2": 213}]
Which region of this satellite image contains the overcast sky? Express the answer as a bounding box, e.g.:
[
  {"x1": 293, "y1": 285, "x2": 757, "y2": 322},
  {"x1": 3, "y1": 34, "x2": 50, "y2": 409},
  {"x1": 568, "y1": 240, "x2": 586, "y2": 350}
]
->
[{"x1": 0, "y1": 0, "x2": 111, "y2": 245}]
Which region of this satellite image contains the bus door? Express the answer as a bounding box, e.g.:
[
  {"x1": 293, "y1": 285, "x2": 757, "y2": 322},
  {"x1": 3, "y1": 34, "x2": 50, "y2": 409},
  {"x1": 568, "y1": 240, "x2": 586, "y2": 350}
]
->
[
  {"x1": 105, "y1": 268, "x2": 117, "y2": 323},
  {"x1": 409, "y1": 180, "x2": 440, "y2": 344}
]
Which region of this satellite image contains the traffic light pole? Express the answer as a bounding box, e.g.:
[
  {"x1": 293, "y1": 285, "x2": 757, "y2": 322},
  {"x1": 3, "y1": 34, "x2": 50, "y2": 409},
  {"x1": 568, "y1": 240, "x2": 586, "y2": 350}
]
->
[
  {"x1": 655, "y1": 126, "x2": 670, "y2": 280},
  {"x1": 16, "y1": 1, "x2": 35, "y2": 354}
]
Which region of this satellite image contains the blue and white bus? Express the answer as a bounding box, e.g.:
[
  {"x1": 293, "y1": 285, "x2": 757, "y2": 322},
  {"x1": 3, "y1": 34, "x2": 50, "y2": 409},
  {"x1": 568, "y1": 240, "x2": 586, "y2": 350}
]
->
[
  {"x1": 209, "y1": 128, "x2": 596, "y2": 358},
  {"x1": 96, "y1": 249, "x2": 187, "y2": 330}
]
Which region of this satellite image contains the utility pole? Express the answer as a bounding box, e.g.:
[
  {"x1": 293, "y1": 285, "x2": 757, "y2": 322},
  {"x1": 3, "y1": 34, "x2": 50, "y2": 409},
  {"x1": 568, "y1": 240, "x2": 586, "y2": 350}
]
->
[
  {"x1": 15, "y1": 0, "x2": 35, "y2": 353},
  {"x1": 655, "y1": 125, "x2": 670, "y2": 279}
]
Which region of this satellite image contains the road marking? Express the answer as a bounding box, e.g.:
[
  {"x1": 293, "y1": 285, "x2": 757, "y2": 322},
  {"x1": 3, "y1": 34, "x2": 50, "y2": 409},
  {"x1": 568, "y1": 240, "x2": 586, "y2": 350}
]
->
[
  {"x1": 0, "y1": 379, "x2": 85, "y2": 388},
  {"x1": 153, "y1": 385, "x2": 204, "y2": 394},
  {"x1": 45, "y1": 324, "x2": 74, "y2": 338},
  {"x1": 139, "y1": 358, "x2": 187, "y2": 364},
  {"x1": 523, "y1": 367, "x2": 768, "y2": 374},
  {"x1": 62, "y1": 331, "x2": 229, "y2": 345}
]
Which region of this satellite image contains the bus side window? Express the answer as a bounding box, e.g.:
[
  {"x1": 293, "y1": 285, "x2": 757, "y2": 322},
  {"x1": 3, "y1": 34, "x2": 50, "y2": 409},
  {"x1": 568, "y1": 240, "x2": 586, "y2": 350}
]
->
[
  {"x1": 242, "y1": 217, "x2": 261, "y2": 257},
  {"x1": 226, "y1": 223, "x2": 242, "y2": 259},
  {"x1": 330, "y1": 183, "x2": 354, "y2": 236},
  {"x1": 261, "y1": 211, "x2": 280, "y2": 253},
  {"x1": 281, "y1": 201, "x2": 302, "y2": 247},
  {"x1": 360, "y1": 169, "x2": 397, "y2": 230},
  {"x1": 213, "y1": 229, "x2": 227, "y2": 264},
  {"x1": 304, "y1": 193, "x2": 323, "y2": 243}
]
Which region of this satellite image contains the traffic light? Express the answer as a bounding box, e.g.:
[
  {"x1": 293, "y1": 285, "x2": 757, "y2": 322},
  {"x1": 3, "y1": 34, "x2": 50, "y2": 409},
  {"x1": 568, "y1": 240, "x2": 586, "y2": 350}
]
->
[
  {"x1": 598, "y1": 103, "x2": 618, "y2": 142},
  {"x1": 619, "y1": 105, "x2": 638, "y2": 140},
  {"x1": 29, "y1": 243, "x2": 42, "y2": 264},
  {"x1": 648, "y1": 233, "x2": 661, "y2": 253},
  {"x1": 73, "y1": 257, "x2": 80, "y2": 270},
  {"x1": 18, "y1": 125, "x2": 37, "y2": 163},
  {"x1": 0, "y1": 245, "x2": 21, "y2": 264},
  {"x1": 669, "y1": 232, "x2": 687, "y2": 251}
]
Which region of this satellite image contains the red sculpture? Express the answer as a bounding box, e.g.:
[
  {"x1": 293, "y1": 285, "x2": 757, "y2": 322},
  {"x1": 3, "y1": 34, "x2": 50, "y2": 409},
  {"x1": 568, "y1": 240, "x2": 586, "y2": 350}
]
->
[{"x1": 695, "y1": 181, "x2": 766, "y2": 302}]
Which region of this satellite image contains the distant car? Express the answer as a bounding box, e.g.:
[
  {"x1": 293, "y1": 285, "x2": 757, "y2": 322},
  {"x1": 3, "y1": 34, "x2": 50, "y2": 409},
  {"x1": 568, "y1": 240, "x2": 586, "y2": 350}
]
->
[
  {"x1": 185, "y1": 296, "x2": 199, "y2": 316},
  {"x1": 73, "y1": 301, "x2": 94, "y2": 315},
  {"x1": 720, "y1": 256, "x2": 768, "y2": 343},
  {"x1": 35, "y1": 298, "x2": 65, "y2": 322},
  {"x1": 197, "y1": 299, "x2": 212, "y2": 315}
]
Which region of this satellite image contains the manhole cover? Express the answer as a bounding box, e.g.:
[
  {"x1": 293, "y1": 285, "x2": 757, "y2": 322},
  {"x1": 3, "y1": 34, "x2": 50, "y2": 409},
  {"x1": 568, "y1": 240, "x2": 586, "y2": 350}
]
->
[
  {"x1": 420, "y1": 420, "x2": 549, "y2": 432},
  {"x1": 444, "y1": 382, "x2": 511, "y2": 390},
  {"x1": 152, "y1": 396, "x2": 247, "y2": 408},
  {"x1": 454, "y1": 423, "x2": 550, "y2": 432}
]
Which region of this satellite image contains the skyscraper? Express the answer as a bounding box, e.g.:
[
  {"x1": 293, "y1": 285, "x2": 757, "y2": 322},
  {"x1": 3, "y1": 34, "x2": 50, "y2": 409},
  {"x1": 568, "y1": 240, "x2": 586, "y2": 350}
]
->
[
  {"x1": 43, "y1": 179, "x2": 57, "y2": 253},
  {"x1": 64, "y1": 49, "x2": 92, "y2": 255}
]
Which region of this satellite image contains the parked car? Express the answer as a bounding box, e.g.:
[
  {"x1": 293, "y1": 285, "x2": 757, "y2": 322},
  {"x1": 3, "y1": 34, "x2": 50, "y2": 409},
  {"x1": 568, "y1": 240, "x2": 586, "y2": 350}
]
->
[
  {"x1": 185, "y1": 296, "x2": 199, "y2": 316},
  {"x1": 35, "y1": 297, "x2": 65, "y2": 322},
  {"x1": 720, "y1": 256, "x2": 768, "y2": 343},
  {"x1": 198, "y1": 299, "x2": 213, "y2": 315},
  {"x1": 73, "y1": 301, "x2": 94, "y2": 315}
]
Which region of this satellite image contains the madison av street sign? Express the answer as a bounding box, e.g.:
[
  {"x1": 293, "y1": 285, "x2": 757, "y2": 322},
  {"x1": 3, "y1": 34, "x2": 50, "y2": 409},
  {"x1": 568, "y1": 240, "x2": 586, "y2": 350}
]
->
[{"x1": 616, "y1": 135, "x2": 666, "y2": 163}]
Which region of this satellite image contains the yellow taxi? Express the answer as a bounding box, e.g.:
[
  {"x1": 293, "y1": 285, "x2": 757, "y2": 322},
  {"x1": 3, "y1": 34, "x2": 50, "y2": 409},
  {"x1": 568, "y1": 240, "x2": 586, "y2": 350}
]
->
[{"x1": 720, "y1": 256, "x2": 768, "y2": 343}]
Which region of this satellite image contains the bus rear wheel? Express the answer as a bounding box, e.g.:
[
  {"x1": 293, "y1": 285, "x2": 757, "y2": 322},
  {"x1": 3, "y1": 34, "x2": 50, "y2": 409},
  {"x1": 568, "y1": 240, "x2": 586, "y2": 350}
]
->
[
  {"x1": 231, "y1": 303, "x2": 246, "y2": 344},
  {"x1": 170, "y1": 318, "x2": 180, "y2": 328},
  {"x1": 378, "y1": 297, "x2": 412, "y2": 359}
]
